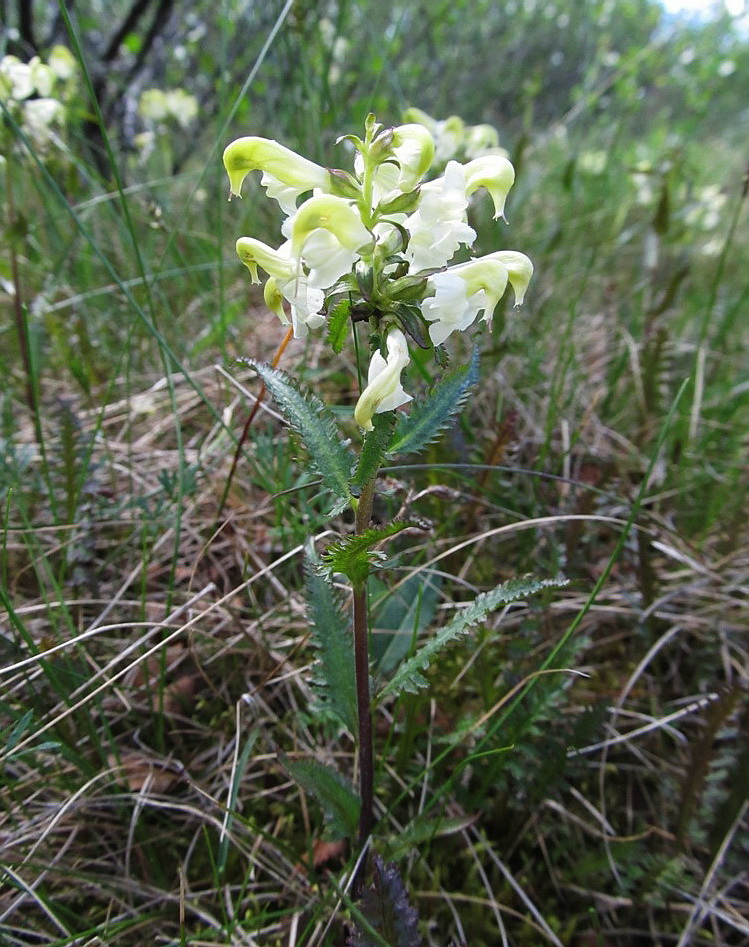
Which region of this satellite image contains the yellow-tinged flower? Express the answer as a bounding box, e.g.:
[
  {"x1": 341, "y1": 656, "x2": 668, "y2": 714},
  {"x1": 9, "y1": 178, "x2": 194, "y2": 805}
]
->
[
  {"x1": 223, "y1": 136, "x2": 331, "y2": 210},
  {"x1": 288, "y1": 194, "x2": 372, "y2": 288},
  {"x1": 354, "y1": 328, "x2": 412, "y2": 431},
  {"x1": 463, "y1": 154, "x2": 515, "y2": 220},
  {"x1": 235, "y1": 237, "x2": 296, "y2": 283},
  {"x1": 421, "y1": 258, "x2": 509, "y2": 345},
  {"x1": 464, "y1": 123, "x2": 501, "y2": 158},
  {"x1": 483, "y1": 250, "x2": 533, "y2": 305}
]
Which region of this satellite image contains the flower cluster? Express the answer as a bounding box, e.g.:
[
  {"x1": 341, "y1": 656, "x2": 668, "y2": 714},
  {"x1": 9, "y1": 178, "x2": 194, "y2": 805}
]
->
[
  {"x1": 0, "y1": 47, "x2": 78, "y2": 152},
  {"x1": 223, "y1": 114, "x2": 532, "y2": 431}
]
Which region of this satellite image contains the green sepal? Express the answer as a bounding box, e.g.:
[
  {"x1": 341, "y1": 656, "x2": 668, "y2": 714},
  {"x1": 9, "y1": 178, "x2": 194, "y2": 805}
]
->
[
  {"x1": 279, "y1": 754, "x2": 360, "y2": 840},
  {"x1": 305, "y1": 543, "x2": 357, "y2": 734},
  {"x1": 352, "y1": 412, "x2": 396, "y2": 490},
  {"x1": 385, "y1": 274, "x2": 429, "y2": 304},
  {"x1": 379, "y1": 576, "x2": 568, "y2": 700},
  {"x1": 244, "y1": 360, "x2": 354, "y2": 503},
  {"x1": 328, "y1": 168, "x2": 362, "y2": 200},
  {"x1": 326, "y1": 298, "x2": 352, "y2": 354},
  {"x1": 376, "y1": 187, "x2": 422, "y2": 216},
  {"x1": 322, "y1": 521, "x2": 422, "y2": 586},
  {"x1": 394, "y1": 302, "x2": 430, "y2": 349},
  {"x1": 387, "y1": 351, "x2": 479, "y2": 456}
]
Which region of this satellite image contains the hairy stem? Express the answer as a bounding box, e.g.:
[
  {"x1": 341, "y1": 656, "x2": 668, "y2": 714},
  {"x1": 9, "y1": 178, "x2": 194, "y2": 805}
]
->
[{"x1": 354, "y1": 476, "x2": 376, "y2": 848}]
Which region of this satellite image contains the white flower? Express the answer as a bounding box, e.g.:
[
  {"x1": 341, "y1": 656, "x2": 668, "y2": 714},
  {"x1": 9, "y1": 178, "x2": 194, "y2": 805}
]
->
[
  {"x1": 285, "y1": 194, "x2": 372, "y2": 288},
  {"x1": 0, "y1": 56, "x2": 34, "y2": 101},
  {"x1": 421, "y1": 271, "x2": 488, "y2": 345},
  {"x1": 462, "y1": 154, "x2": 515, "y2": 220},
  {"x1": 263, "y1": 274, "x2": 326, "y2": 338},
  {"x1": 388, "y1": 123, "x2": 435, "y2": 192},
  {"x1": 420, "y1": 252, "x2": 532, "y2": 346},
  {"x1": 483, "y1": 250, "x2": 534, "y2": 305},
  {"x1": 354, "y1": 122, "x2": 435, "y2": 209},
  {"x1": 235, "y1": 236, "x2": 326, "y2": 338},
  {"x1": 48, "y1": 45, "x2": 77, "y2": 83},
  {"x1": 404, "y1": 161, "x2": 476, "y2": 271},
  {"x1": 354, "y1": 328, "x2": 412, "y2": 431},
  {"x1": 21, "y1": 98, "x2": 65, "y2": 148},
  {"x1": 463, "y1": 123, "x2": 501, "y2": 159}
]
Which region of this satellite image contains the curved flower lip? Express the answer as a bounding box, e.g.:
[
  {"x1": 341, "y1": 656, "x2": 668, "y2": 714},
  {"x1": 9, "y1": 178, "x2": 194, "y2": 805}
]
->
[
  {"x1": 235, "y1": 237, "x2": 296, "y2": 283},
  {"x1": 289, "y1": 194, "x2": 372, "y2": 256},
  {"x1": 447, "y1": 257, "x2": 511, "y2": 317},
  {"x1": 354, "y1": 328, "x2": 412, "y2": 431},
  {"x1": 463, "y1": 154, "x2": 515, "y2": 220},
  {"x1": 483, "y1": 250, "x2": 533, "y2": 305},
  {"x1": 421, "y1": 259, "x2": 509, "y2": 346},
  {"x1": 223, "y1": 136, "x2": 331, "y2": 199}
]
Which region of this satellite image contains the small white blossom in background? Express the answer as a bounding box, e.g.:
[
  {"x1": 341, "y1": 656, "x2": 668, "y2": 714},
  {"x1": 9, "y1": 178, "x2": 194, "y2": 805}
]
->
[
  {"x1": 223, "y1": 113, "x2": 532, "y2": 429},
  {"x1": 0, "y1": 47, "x2": 77, "y2": 152},
  {"x1": 138, "y1": 88, "x2": 199, "y2": 131},
  {"x1": 684, "y1": 185, "x2": 727, "y2": 232},
  {"x1": 578, "y1": 150, "x2": 607, "y2": 176},
  {"x1": 402, "y1": 107, "x2": 510, "y2": 170}
]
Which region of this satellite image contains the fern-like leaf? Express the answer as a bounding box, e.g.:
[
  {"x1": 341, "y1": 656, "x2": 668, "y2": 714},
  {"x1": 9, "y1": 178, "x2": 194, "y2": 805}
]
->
[
  {"x1": 244, "y1": 360, "x2": 354, "y2": 502},
  {"x1": 387, "y1": 351, "x2": 479, "y2": 457},
  {"x1": 379, "y1": 576, "x2": 567, "y2": 700},
  {"x1": 305, "y1": 545, "x2": 357, "y2": 734}
]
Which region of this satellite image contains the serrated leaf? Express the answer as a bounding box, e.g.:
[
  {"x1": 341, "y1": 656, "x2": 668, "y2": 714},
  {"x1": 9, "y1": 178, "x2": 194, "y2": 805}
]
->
[
  {"x1": 305, "y1": 545, "x2": 357, "y2": 733},
  {"x1": 379, "y1": 576, "x2": 568, "y2": 700},
  {"x1": 280, "y1": 754, "x2": 360, "y2": 840},
  {"x1": 323, "y1": 522, "x2": 422, "y2": 585},
  {"x1": 351, "y1": 854, "x2": 422, "y2": 947},
  {"x1": 245, "y1": 360, "x2": 354, "y2": 502},
  {"x1": 388, "y1": 351, "x2": 479, "y2": 457},
  {"x1": 352, "y1": 412, "x2": 396, "y2": 491},
  {"x1": 326, "y1": 298, "x2": 352, "y2": 354}
]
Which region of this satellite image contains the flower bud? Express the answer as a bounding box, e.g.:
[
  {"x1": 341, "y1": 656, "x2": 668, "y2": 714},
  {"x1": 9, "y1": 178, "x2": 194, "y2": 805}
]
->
[
  {"x1": 354, "y1": 328, "x2": 412, "y2": 431},
  {"x1": 389, "y1": 123, "x2": 435, "y2": 192}
]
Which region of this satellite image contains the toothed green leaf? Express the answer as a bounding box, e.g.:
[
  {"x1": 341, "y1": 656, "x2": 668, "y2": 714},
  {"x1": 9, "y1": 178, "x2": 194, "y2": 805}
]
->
[
  {"x1": 244, "y1": 360, "x2": 354, "y2": 502},
  {"x1": 379, "y1": 576, "x2": 568, "y2": 700},
  {"x1": 387, "y1": 351, "x2": 479, "y2": 457},
  {"x1": 305, "y1": 544, "x2": 357, "y2": 734},
  {"x1": 280, "y1": 754, "x2": 360, "y2": 839}
]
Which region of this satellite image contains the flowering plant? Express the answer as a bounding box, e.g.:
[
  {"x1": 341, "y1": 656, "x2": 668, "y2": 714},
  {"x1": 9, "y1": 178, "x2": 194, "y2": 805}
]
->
[{"x1": 222, "y1": 114, "x2": 561, "y2": 919}]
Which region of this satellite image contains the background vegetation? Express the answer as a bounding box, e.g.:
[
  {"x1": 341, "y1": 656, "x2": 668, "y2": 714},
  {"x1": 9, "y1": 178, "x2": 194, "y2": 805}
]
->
[{"x1": 1, "y1": 0, "x2": 747, "y2": 944}]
